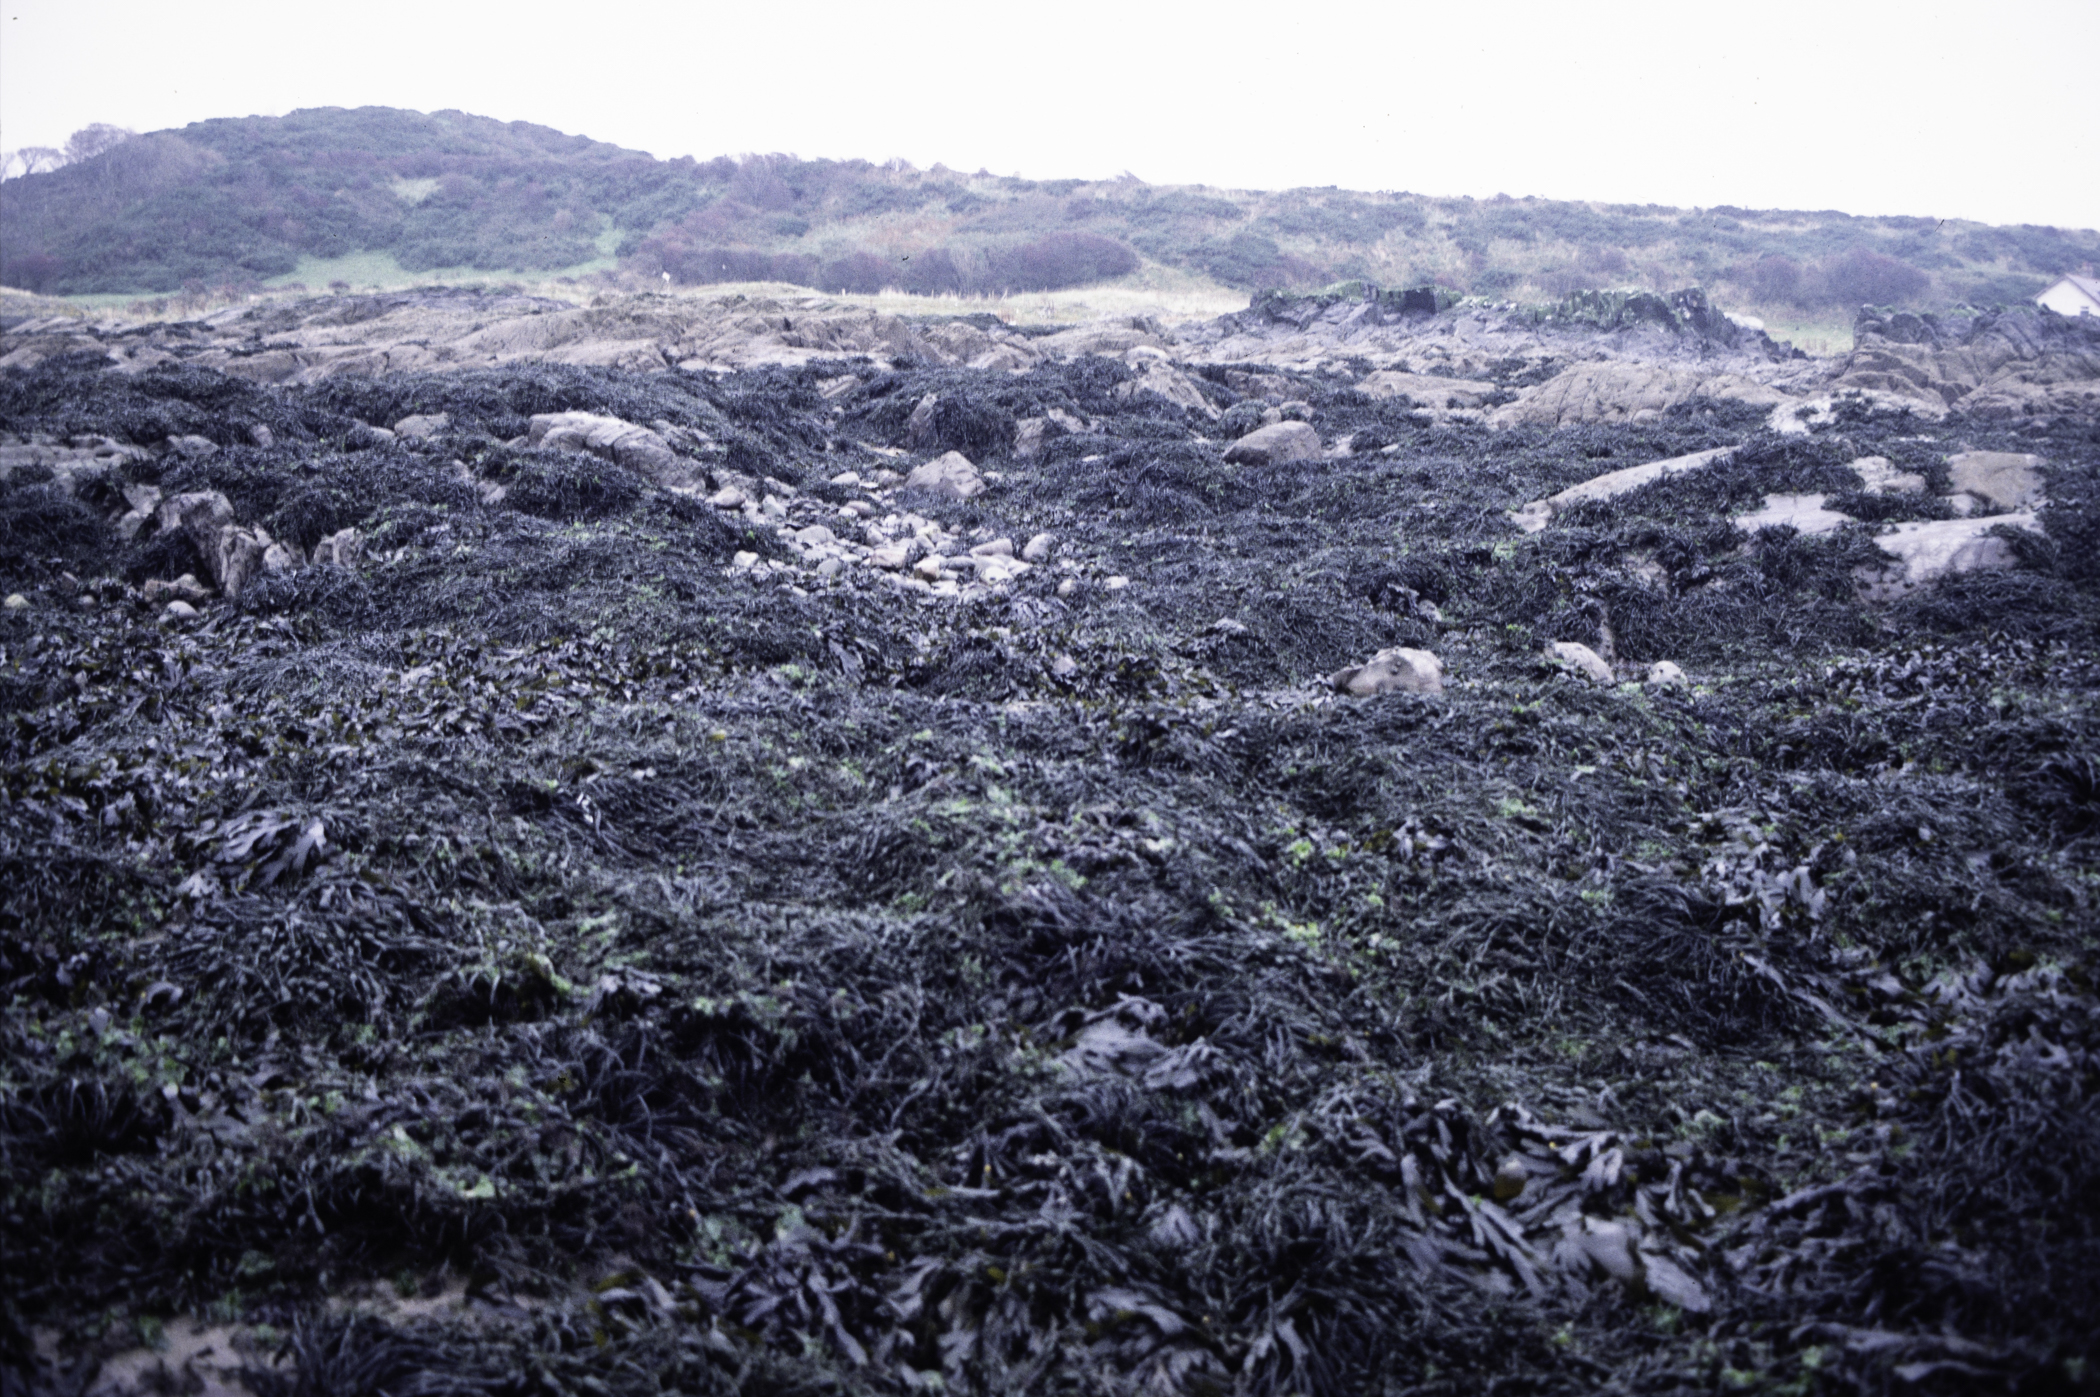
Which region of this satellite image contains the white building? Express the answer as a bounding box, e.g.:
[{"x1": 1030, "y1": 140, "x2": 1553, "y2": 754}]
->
[{"x1": 2036, "y1": 273, "x2": 2100, "y2": 317}]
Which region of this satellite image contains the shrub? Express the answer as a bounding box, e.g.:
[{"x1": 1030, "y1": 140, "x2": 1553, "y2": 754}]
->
[
  {"x1": 1814, "y1": 247, "x2": 1929, "y2": 306},
  {"x1": 1739, "y1": 254, "x2": 1802, "y2": 302},
  {"x1": 987, "y1": 231, "x2": 1139, "y2": 292}
]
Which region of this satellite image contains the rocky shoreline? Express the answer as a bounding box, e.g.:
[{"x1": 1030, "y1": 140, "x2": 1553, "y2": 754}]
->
[{"x1": 1, "y1": 285, "x2": 2096, "y2": 1395}]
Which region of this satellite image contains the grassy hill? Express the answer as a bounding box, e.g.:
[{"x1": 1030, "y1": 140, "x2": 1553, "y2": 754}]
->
[{"x1": 5, "y1": 105, "x2": 2096, "y2": 336}]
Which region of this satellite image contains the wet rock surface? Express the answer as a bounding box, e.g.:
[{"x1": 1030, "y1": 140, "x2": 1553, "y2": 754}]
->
[{"x1": 1, "y1": 295, "x2": 2098, "y2": 1395}]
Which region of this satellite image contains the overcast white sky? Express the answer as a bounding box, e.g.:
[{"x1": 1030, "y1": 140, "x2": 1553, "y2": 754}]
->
[{"x1": 3, "y1": 0, "x2": 2095, "y2": 229}]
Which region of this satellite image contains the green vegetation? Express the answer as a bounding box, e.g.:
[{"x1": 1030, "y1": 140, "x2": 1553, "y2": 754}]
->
[{"x1": 4, "y1": 106, "x2": 2098, "y2": 326}]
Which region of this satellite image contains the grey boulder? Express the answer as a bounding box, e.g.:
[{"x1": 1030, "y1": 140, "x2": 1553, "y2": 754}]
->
[
  {"x1": 904, "y1": 451, "x2": 984, "y2": 500},
  {"x1": 1330, "y1": 647, "x2": 1443, "y2": 696},
  {"x1": 1222, "y1": 420, "x2": 1321, "y2": 465},
  {"x1": 1547, "y1": 641, "x2": 1616, "y2": 685},
  {"x1": 393, "y1": 413, "x2": 451, "y2": 441}
]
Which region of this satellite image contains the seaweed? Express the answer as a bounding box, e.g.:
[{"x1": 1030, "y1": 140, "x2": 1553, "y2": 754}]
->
[{"x1": 2, "y1": 349, "x2": 2097, "y2": 1395}]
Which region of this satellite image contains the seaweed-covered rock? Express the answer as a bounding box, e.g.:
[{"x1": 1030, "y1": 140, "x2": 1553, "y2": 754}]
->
[
  {"x1": 1511, "y1": 446, "x2": 1736, "y2": 532},
  {"x1": 1356, "y1": 369, "x2": 1497, "y2": 407}
]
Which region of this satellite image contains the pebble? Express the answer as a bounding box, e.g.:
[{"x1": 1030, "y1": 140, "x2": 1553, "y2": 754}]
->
[
  {"x1": 164, "y1": 600, "x2": 198, "y2": 619},
  {"x1": 1493, "y1": 1157, "x2": 1528, "y2": 1202},
  {"x1": 1104, "y1": 576, "x2": 1130, "y2": 590},
  {"x1": 3, "y1": 594, "x2": 26, "y2": 611},
  {"x1": 1022, "y1": 532, "x2": 1056, "y2": 562}
]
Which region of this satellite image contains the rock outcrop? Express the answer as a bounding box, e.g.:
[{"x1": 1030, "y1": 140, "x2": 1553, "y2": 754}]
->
[
  {"x1": 527, "y1": 411, "x2": 707, "y2": 491},
  {"x1": 1856, "y1": 514, "x2": 2044, "y2": 601},
  {"x1": 1946, "y1": 452, "x2": 2046, "y2": 512},
  {"x1": 1828, "y1": 306, "x2": 2100, "y2": 421},
  {"x1": 1488, "y1": 362, "x2": 1786, "y2": 429}
]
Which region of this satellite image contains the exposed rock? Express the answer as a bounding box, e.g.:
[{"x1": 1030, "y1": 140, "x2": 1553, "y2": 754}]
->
[
  {"x1": 708, "y1": 486, "x2": 747, "y2": 509},
  {"x1": 143, "y1": 574, "x2": 210, "y2": 604},
  {"x1": 163, "y1": 600, "x2": 198, "y2": 620},
  {"x1": 1488, "y1": 362, "x2": 1786, "y2": 429},
  {"x1": 1222, "y1": 420, "x2": 1321, "y2": 466},
  {"x1": 1022, "y1": 532, "x2": 1056, "y2": 563},
  {"x1": 1329, "y1": 647, "x2": 1444, "y2": 697},
  {"x1": 248, "y1": 424, "x2": 275, "y2": 448},
  {"x1": 3, "y1": 594, "x2": 26, "y2": 611},
  {"x1": 158, "y1": 491, "x2": 236, "y2": 573},
  {"x1": 1946, "y1": 451, "x2": 2045, "y2": 512},
  {"x1": 1830, "y1": 305, "x2": 2100, "y2": 419},
  {"x1": 905, "y1": 394, "x2": 940, "y2": 448},
  {"x1": 1646, "y1": 661, "x2": 1689, "y2": 689},
  {"x1": 1767, "y1": 390, "x2": 1947, "y2": 435},
  {"x1": 115, "y1": 483, "x2": 163, "y2": 540},
  {"x1": 527, "y1": 411, "x2": 703, "y2": 490},
  {"x1": 310, "y1": 528, "x2": 363, "y2": 567},
  {"x1": 166, "y1": 433, "x2": 220, "y2": 459},
  {"x1": 393, "y1": 413, "x2": 451, "y2": 440},
  {"x1": 1856, "y1": 514, "x2": 2043, "y2": 601},
  {"x1": 904, "y1": 451, "x2": 984, "y2": 500},
  {"x1": 0, "y1": 433, "x2": 143, "y2": 495},
  {"x1": 1735, "y1": 494, "x2": 1856, "y2": 535},
  {"x1": 261, "y1": 540, "x2": 301, "y2": 575},
  {"x1": 1547, "y1": 641, "x2": 1616, "y2": 685},
  {"x1": 212, "y1": 525, "x2": 274, "y2": 599},
  {"x1": 1850, "y1": 456, "x2": 1926, "y2": 494},
  {"x1": 1114, "y1": 362, "x2": 1218, "y2": 418},
  {"x1": 1511, "y1": 447, "x2": 1735, "y2": 532},
  {"x1": 1014, "y1": 417, "x2": 1051, "y2": 461},
  {"x1": 970, "y1": 538, "x2": 1014, "y2": 558},
  {"x1": 1029, "y1": 323, "x2": 1166, "y2": 359},
  {"x1": 1356, "y1": 370, "x2": 1497, "y2": 408}
]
